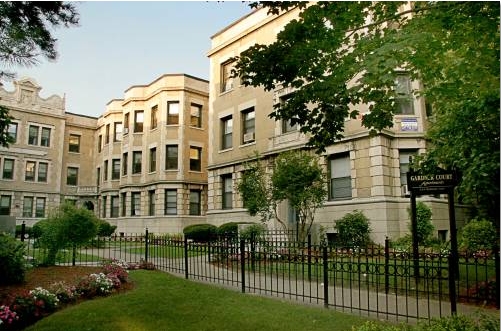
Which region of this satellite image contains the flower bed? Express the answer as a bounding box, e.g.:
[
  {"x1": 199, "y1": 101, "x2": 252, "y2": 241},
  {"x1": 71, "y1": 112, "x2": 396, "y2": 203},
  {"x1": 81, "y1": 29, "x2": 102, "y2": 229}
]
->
[{"x1": 0, "y1": 259, "x2": 144, "y2": 330}]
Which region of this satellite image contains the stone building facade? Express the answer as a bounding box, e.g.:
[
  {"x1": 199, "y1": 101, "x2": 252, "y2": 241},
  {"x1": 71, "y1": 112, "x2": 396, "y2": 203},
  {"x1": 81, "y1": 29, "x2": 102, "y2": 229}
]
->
[{"x1": 206, "y1": 7, "x2": 468, "y2": 243}]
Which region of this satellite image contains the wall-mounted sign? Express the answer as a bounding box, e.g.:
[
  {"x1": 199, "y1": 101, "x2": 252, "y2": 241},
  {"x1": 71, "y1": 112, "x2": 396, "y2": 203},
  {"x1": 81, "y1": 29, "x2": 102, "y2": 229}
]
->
[{"x1": 401, "y1": 118, "x2": 418, "y2": 131}]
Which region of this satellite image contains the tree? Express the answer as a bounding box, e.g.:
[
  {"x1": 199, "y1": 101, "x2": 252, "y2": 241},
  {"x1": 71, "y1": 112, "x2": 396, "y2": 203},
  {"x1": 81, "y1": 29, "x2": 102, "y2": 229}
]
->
[
  {"x1": 407, "y1": 201, "x2": 434, "y2": 246},
  {"x1": 236, "y1": 150, "x2": 327, "y2": 242},
  {"x1": 334, "y1": 210, "x2": 371, "y2": 248},
  {"x1": 0, "y1": 1, "x2": 79, "y2": 147},
  {"x1": 234, "y1": 2, "x2": 500, "y2": 224},
  {"x1": 37, "y1": 203, "x2": 98, "y2": 265}
]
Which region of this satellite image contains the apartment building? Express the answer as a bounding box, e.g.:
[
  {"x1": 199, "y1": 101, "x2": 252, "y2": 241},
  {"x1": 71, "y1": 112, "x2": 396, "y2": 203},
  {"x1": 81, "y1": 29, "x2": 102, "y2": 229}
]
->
[
  {"x1": 0, "y1": 78, "x2": 98, "y2": 227},
  {"x1": 206, "y1": 7, "x2": 468, "y2": 243},
  {"x1": 0, "y1": 74, "x2": 209, "y2": 234},
  {"x1": 94, "y1": 74, "x2": 209, "y2": 233}
]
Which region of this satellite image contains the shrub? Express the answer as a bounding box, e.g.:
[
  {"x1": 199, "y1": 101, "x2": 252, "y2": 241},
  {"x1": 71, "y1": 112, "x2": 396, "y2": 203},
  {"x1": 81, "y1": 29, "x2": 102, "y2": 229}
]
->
[
  {"x1": 15, "y1": 224, "x2": 33, "y2": 239},
  {"x1": 0, "y1": 233, "x2": 26, "y2": 285},
  {"x1": 48, "y1": 281, "x2": 78, "y2": 304},
  {"x1": 334, "y1": 210, "x2": 371, "y2": 247},
  {"x1": 11, "y1": 288, "x2": 58, "y2": 326},
  {"x1": 217, "y1": 222, "x2": 252, "y2": 239},
  {"x1": 239, "y1": 224, "x2": 266, "y2": 242},
  {"x1": 28, "y1": 287, "x2": 59, "y2": 312},
  {"x1": 459, "y1": 218, "x2": 498, "y2": 252},
  {"x1": 183, "y1": 224, "x2": 218, "y2": 242},
  {"x1": 96, "y1": 219, "x2": 117, "y2": 237},
  {"x1": 407, "y1": 201, "x2": 434, "y2": 245},
  {"x1": 76, "y1": 273, "x2": 114, "y2": 298},
  {"x1": 0, "y1": 305, "x2": 19, "y2": 326},
  {"x1": 101, "y1": 259, "x2": 129, "y2": 283}
]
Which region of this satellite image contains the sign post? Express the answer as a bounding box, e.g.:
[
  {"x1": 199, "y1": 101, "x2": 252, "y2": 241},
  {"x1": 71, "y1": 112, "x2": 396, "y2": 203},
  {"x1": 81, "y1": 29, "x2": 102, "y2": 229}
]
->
[{"x1": 406, "y1": 168, "x2": 459, "y2": 314}]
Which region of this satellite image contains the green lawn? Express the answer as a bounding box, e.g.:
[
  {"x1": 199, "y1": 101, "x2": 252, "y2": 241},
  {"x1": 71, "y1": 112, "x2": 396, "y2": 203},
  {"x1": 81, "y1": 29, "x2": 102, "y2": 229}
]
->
[{"x1": 26, "y1": 270, "x2": 370, "y2": 331}]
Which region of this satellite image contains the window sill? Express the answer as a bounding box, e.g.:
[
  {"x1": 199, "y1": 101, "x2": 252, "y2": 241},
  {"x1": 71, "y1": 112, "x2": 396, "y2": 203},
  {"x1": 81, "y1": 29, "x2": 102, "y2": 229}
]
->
[
  {"x1": 239, "y1": 141, "x2": 256, "y2": 148},
  {"x1": 219, "y1": 147, "x2": 233, "y2": 153}
]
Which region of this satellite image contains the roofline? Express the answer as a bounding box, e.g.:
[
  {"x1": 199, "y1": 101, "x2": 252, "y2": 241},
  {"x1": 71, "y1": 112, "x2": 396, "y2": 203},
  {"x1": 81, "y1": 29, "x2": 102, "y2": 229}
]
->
[{"x1": 124, "y1": 73, "x2": 209, "y2": 94}]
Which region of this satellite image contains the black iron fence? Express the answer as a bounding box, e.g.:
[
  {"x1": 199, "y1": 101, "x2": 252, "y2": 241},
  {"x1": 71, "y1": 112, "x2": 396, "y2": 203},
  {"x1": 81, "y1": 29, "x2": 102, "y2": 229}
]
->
[{"x1": 20, "y1": 230, "x2": 499, "y2": 323}]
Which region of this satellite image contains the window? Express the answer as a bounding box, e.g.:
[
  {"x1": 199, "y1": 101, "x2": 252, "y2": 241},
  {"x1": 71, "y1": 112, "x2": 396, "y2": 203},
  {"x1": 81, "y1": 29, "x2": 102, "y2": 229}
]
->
[
  {"x1": 222, "y1": 175, "x2": 233, "y2": 209},
  {"x1": 38, "y1": 162, "x2": 48, "y2": 183},
  {"x1": 149, "y1": 147, "x2": 156, "y2": 173},
  {"x1": 97, "y1": 167, "x2": 101, "y2": 186},
  {"x1": 329, "y1": 154, "x2": 352, "y2": 199},
  {"x1": 67, "y1": 167, "x2": 79, "y2": 186},
  {"x1": 0, "y1": 195, "x2": 11, "y2": 215},
  {"x1": 104, "y1": 160, "x2": 109, "y2": 181},
  {"x1": 395, "y1": 74, "x2": 414, "y2": 115},
  {"x1": 23, "y1": 197, "x2": 33, "y2": 217},
  {"x1": 167, "y1": 101, "x2": 179, "y2": 125},
  {"x1": 98, "y1": 135, "x2": 102, "y2": 152},
  {"x1": 122, "y1": 152, "x2": 128, "y2": 176},
  {"x1": 189, "y1": 146, "x2": 201, "y2": 171},
  {"x1": 438, "y1": 230, "x2": 448, "y2": 242},
  {"x1": 148, "y1": 190, "x2": 155, "y2": 216},
  {"x1": 28, "y1": 125, "x2": 39, "y2": 145},
  {"x1": 111, "y1": 196, "x2": 119, "y2": 218},
  {"x1": 221, "y1": 116, "x2": 233, "y2": 150},
  {"x1": 35, "y1": 197, "x2": 46, "y2": 217},
  {"x1": 132, "y1": 151, "x2": 142, "y2": 174},
  {"x1": 25, "y1": 161, "x2": 36, "y2": 181},
  {"x1": 399, "y1": 149, "x2": 417, "y2": 196},
  {"x1": 280, "y1": 94, "x2": 297, "y2": 133},
  {"x1": 102, "y1": 196, "x2": 107, "y2": 218},
  {"x1": 112, "y1": 159, "x2": 120, "y2": 180},
  {"x1": 105, "y1": 124, "x2": 110, "y2": 144},
  {"x1": 121, "y1": 192, "x2": 127, "y2": 217},
  {"x1": 124, "y1": 113, "x2": 130, "y2": 135},
  {"x1": 134, "y1": 110, "x2": 144, "y2": 132},
  {"x1": 165, "y1": 145, "x2": 178, "y2": 170},
  {"x1": 2, "y1": 158, "x2": 14, "y2": 179},
  {"x1": 221, "y1": 60, "x2": 235, "y2": 93},
  {"x1": 242, "y1": 108, "x2": 255, "y2": 144},
  {"x1": 114, "y1": 122, "x2": 123, "y2": 142},
  {"x1": 190, "y1": 103, "x2": 202, "y2": 128},
  {"x1": 151, "y1": 105, "x2": 158, "y2": 129},
  {"x1": 189, "y1": 190, "x2": 201, "y2": 215},
  {"x1": 164, "y1": 189, "x2": 177, "y2": 215},
  {"x1": 8, "y1": 123, "x2": 17, "y2": 143},
  {"x1": 131, "y1": 192, "x2": 141, "y2": 216},
  {"x1": 40, "y1": 127, "x2": 51, "y2": 147},
  {"x1": 69, "y1": 134, "x2": 80, "y2": 153}
]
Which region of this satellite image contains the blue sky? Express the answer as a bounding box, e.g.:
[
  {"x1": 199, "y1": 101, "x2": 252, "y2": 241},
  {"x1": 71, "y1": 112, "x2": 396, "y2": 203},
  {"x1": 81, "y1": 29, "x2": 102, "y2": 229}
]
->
[{"x1": 5, "y1": 1, "x2": 252, "y2": 117}]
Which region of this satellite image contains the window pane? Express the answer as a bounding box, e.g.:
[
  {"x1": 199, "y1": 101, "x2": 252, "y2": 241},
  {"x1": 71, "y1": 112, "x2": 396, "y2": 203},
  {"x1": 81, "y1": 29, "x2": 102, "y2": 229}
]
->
[
  {"x1": 23, "y1": 197, "x2": 33, "y2": 217},
  {"x1": 190, "y1": 104, "x2": 202, "y2": 128},
  {"x1": 133, "y1": 151, "x2": 142, "y2": 174},
  {"x1": 35, "y1": 197, "x2": 45, "y2": 217},
  {"x1": 111, "y1": 196, "x2": 119, "y2": 218},
  {"x1": 395, "y1": 75, "x2": 414, "y2": 115},
  {"x1": 330, "y1": 155, "x2": 351, "y2": 199},
  {"x1": 38, "y1": 162, "x2": 48, "y2": 182},
  {"x1": 0, "y1": 195, "x2": 11, "y2": 215},
  {"x1": 222, "y1": 117, "x2": 232, "y2": 149},
  {"x1": 114, "y1": 122, "x2": 123, "y2": 141},
  {"x1": 40, "y1": 127, "x2": 51, "y2": 147},
  {"x1": 69, "y1": 134, "x2": 80, "y2": 153},
  {"x1": 122, "y1": 153, "x2": 128, "y2": 175},
  {"x1": 134, "y1": 110, "x2": 144, "y2": 132},
  {"x1": 149, "y1": 148, "x2": 156, "y2": 173},
  {"x1": 151, "y1": 105, "x2": 158, "y2": 129},
  {"x1": 28, "y1": 125, "x2": 38, "y2": 145},
  {"x1": 2, "y1": 159, "x2": 14, "y2": 179},
  {"x1": 148, "y1": 190, "x2": 155, "y2": 216},
  {"x1": 124, "y1": 113, "x2": 130, "y2": 134},
  {"x1": 164, "y1": 189, "x2": 177, "y2": 215},
  {"x1": 166, "y1": 145, "x2": 178, "y2": 170},
  {"x1": 221, "y1": 61, "x2": 235, "y2": 92},
  {"x1": 222, "y1": 175, "x2": 232, "y2": 209},
  {"x1": 112, "y1": 159, "x2": 121, "y2": 179},
  {"x1": 189, "y1": 147, "x2": 201, "y2": 171},
  {"x1": 105, "y1": 124, "x2": 110, "y2": 144},
  {"x1": 8, "y1": 123, "x2": 17, "y2": 143},
  {"x1": 104, "y1": 160, "x2": 109, "y2": 181},
  {"x1": 25, "y1": 161, "x2": 36, "y2": 181},
  {"x1": 132, "y1": 192, "x2": 141, "y2": 216},
  {"x1": 189, "y1": 191, "x2": 201, "y2": 215},
  {"x1": 167, "y1": 102, "x2": 179, "y2": 125},
  {"x1": 242, "y1": 108, "x2": 255, "y2": 143},
  {"x1": 67, "y1": 167, "x2": 78, "y2": 186}
]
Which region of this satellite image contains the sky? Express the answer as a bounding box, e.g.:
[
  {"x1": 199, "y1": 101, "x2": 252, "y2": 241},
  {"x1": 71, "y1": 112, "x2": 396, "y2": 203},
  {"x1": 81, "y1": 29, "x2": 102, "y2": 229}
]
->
[{"x1": 4, "y1": 1, "x2": 252, "y2": 118}]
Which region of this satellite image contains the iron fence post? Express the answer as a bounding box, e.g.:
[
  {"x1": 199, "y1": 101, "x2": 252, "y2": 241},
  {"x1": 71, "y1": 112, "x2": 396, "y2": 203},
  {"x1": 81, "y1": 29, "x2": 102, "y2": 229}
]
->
[
  {"x1": 308, "y1": 234, "x2": 312, "y2": 282},
  {"x1": 385, "y1": 237, "x2": 389, "y2": 294},
  {"x1": 184, "y1": 236, "x2": 189, "y2": 279},
  {"x1": 495, "y1": 245, "x2": 500, "y2": 309},
  {"x1": 323, "y1": 244, "x2": 329, "y2": 308},
  {"x1": 21, "y1": 221, "x2": 26, "y2": 242},
  {"x1": 240, "y1": 239, "x2": 246, "y2": 293},
  {"x1": 145, "y1": 228, "x2": 149, "y2": 263}
]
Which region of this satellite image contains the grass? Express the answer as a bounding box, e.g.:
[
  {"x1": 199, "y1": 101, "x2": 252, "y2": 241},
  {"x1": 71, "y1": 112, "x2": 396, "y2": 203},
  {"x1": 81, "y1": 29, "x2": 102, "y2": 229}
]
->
[{"x1": 26, "y1": 270, "x2": 370, "y2": 331}]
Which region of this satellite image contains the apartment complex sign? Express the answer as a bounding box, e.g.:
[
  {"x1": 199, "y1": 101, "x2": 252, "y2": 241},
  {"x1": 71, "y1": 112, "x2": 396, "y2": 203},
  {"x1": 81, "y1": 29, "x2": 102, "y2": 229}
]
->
[{"x1": 406, "y1": 170, "x2": 458, "y2": 194}]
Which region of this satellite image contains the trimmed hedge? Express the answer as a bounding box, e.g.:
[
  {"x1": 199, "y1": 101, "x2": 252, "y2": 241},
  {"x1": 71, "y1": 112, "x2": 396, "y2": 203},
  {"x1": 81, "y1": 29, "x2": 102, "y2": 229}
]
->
[
  {"x1": 0, "y1": 233, "x2": 26, "y2": 285},
  {"x1": 183, "y1": 224, "x2": 218, "y2": 242}
]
